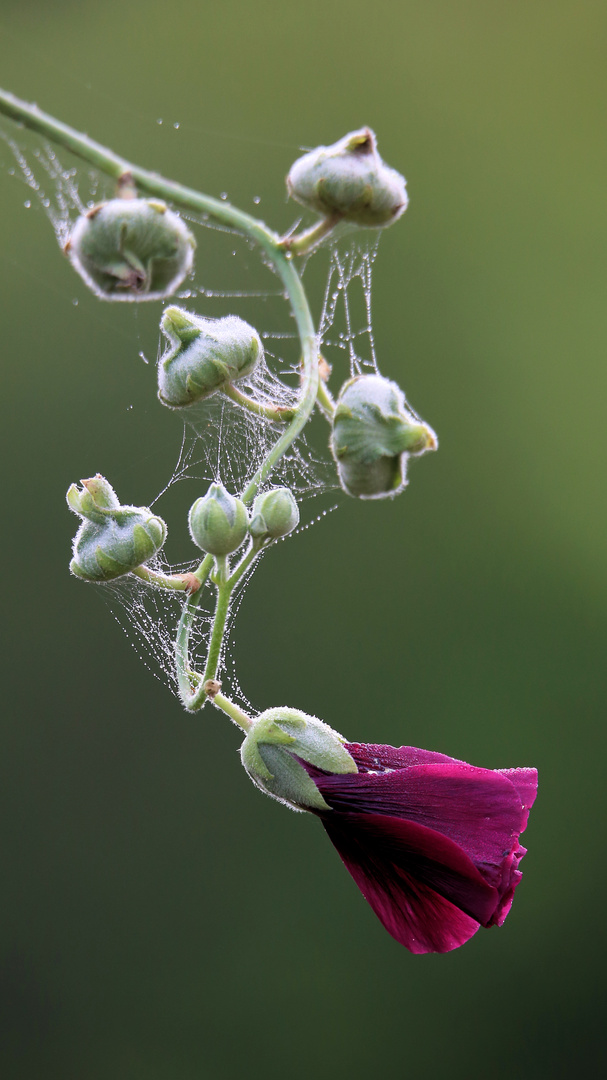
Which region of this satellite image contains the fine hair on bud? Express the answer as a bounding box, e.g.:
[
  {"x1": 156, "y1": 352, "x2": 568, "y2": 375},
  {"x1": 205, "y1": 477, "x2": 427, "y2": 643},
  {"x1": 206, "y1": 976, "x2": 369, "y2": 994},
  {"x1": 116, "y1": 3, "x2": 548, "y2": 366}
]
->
[
  {"x1": 331, "y1": 374, "x2": 437, "y2": 499},
  {"x1": 157, "y1": 307, "x2": 263, "y2": 408},
  {"x1": 67, "y1": 475, "x2": 167, "y2": 581},
  {"x1": 287, "y1": 128, "x2": 408, "y2": 229},
  {"x1": 249, "y1": 487, "x2": 300, "y2": 542},
  {"x1": 188, "y1": 483, "x2": 249, "y2": 556},
  {"x1": 66, "y1": 198, "x2": 195, "y2": 301}
]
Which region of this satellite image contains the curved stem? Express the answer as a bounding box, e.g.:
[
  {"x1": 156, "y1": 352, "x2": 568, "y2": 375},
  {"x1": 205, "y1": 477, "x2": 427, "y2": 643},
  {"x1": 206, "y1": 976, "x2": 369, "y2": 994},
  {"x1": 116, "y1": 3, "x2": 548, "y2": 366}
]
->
[
  {"x1": 175, "y1": 554, "x2": 213, "y2": 708},
  {"x1": 241, "y1": 255, "x2": 318, "y2": 506},
  {"x1": 281, "y1": 213, "x2": 342, "y2": 256},
  {"x1": 211, "y1": 692, "x2": 252, "y2": 732},
  {"x1": 132, "y1": 565, "x2": 202, "y2": 592},
  {"x1": 316, "y1": 379, "x2": 336, "y2": 420},
  {"x1": 0, "y1": 89, "x2": 278, "y2": 248},
  {"x1": 222, "y1": 383, "x2": 294, "y2": 423},
  {"x1": 227, "y1": 543, "x2": 263, "y2": 589}
]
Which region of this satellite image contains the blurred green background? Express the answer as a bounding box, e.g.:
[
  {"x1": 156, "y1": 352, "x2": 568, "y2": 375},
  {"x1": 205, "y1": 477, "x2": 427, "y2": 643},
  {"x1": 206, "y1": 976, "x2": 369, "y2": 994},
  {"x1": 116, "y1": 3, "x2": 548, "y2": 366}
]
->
[{"x1": 1, "y1": 1, "x2": 605, "y2": 1076}]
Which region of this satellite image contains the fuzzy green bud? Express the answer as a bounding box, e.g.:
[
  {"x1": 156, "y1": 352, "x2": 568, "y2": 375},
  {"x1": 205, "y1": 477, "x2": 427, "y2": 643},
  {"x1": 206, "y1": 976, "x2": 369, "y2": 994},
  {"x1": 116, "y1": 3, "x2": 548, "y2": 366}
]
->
[
  {"x1": 188, "y1": 483, "x2": 248, "y2": 556},
  {"x1": 287, "y1": 128, "x2": 407, "y2": 228},
  {"x1": 240, "y1": 707, "x2": 357, "y2": 812},
  {"x1": 66, "y1": 198, "x2": 195, "y2": 301},
  {"x1": 249, "y1": 487, "x2": 300, "y2": 542},
  {"x1": 331, "y1": 374, "x2": 437, "y2": 499},
  {"x1": 158, "y1": 307, "x2": 262, "y2": 408},
  {"x1": 67, "y1": 475, "x2": 167, "y2": 581}
]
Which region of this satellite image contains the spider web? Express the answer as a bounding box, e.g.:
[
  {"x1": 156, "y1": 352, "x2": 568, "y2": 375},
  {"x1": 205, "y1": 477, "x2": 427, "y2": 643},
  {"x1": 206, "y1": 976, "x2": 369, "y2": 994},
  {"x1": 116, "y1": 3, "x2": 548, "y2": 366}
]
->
[{"x1": 0, "y1": 129, "x2": 380, "y2": 710}]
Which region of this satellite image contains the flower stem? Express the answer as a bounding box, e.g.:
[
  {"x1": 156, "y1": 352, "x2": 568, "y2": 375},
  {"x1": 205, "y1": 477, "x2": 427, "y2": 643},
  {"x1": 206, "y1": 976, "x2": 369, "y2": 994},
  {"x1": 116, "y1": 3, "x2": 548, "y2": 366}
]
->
[
  {"x1": 202, "y1": 559, "x2": 231, "y2": 685},
  {"x1": 211, "y1": 691, "x2": 252, "y2": 732},
  {"x1": 0, "y1": 89, "x2": 278, "y2": 247},
  {"x1": 222, "y1": 383, "x2": 294, "y2": 423},
  {"x1": 175, "y1": 554, "x2": 213, "y2": 708},
  {"x1": 132, "y1": 565, "x2": 202, "y2": 592},
  {"x1": 227, "y1": 543, "x2": 263, "y2": 589},
  {"x1": 316, "y1": 379, "x2": 336, "y2": 420},
  {"x1": 281, "y1": 214, "x2": 342, "y2": 256}
]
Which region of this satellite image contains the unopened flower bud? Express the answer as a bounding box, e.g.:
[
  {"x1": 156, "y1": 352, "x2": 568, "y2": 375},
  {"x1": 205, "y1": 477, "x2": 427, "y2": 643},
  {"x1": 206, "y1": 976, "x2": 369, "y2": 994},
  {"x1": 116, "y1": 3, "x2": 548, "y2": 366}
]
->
[
  {"x1": 331, "y1": 374, "x2": 437, "y2": 499},
  {"x1": 240, "y1": 707, "x2": 357, "y2": 811},
  {"x1": 287, "y1": 128, "x2": 407, "y2": 228},
  {"x1": 249, "y1": 487, "x2": 299, "y2": 542},
  {"x1": 66, "y1": 198, "x2": 195, "y2": 301},
  {"x1": 67, "y1": 474, "x2": 167, "y2": 581},
  {"x1": 158, "y1": 307, "x2": 262, "y2": 408},
  {"x1": 188, "y1": 483, "x2": 248, "y2": 556}
]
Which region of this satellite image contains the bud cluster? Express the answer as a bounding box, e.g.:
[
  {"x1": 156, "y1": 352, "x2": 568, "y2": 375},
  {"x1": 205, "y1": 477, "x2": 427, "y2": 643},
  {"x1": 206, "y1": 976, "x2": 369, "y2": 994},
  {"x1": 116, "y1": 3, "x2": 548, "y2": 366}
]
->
[{"x1": 188, "y1": 483, "x2": 300, "y2": 556}]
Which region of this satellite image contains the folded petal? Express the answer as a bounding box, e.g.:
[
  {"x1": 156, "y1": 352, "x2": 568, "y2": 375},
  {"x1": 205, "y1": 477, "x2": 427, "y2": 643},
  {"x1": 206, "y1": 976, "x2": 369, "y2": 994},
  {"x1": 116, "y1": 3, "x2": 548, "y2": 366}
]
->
[
  {"x1": 321, "y1": 810, "x2": 489, "y2": 953},
  {"x1": 310, "y1": 759, "x2": 537, "y2": 900},
  {"x1": 497, "y1": 767, "x2": 538, "y2": 830}
]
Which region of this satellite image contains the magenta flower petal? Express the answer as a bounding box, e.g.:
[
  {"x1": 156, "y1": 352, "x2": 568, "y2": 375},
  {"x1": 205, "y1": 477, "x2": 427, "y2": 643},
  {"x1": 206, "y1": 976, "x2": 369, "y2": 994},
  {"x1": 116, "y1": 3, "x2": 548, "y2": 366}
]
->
[
  {"x1": 302, "y1": 743, "x2": 537, "y2": 953},
  {"x1": 322, "y1": 811, "x2": 484, "y2": 953},
  {"x1": 345, "y1": 742, "x2": 462, "y2": 771}
]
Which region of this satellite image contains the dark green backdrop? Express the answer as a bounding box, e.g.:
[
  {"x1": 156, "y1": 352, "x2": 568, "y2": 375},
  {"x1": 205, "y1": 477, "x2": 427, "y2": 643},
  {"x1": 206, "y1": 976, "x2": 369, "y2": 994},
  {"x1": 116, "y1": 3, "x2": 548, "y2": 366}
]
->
[{"x1": 1, "y1": 2, "x2": 605, "y2": 1077}]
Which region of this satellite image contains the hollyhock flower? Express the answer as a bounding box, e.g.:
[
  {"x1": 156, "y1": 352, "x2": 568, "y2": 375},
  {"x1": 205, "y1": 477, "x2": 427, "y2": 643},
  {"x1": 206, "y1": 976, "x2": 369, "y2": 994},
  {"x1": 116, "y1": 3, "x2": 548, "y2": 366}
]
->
[
  {"x1": 306, "y1": 742, "x2": 537, "y2": 954},
  {"x1": 240, "y1": 709, "x2": 537, "y2": 955}
]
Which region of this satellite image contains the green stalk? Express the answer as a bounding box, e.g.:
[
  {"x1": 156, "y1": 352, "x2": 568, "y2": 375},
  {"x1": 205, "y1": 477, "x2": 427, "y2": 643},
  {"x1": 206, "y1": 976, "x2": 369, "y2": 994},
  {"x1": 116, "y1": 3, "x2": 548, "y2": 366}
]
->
[
  {"x1": 175, "y1": 554, "x2": 213, "y2": 708},
  {"x1": 222, "y1": 383, "x2": 294, "y2": 423},
  {"x1": 132, "y1": 565, "x2": 201, "y2": 592},
  {"x1": 316, "y1": 379, "x2": 336, "y2": 420},
  {"x1": 0, "y1": 89, "x2": 277, "y2": 247},
  {"x1": 281, "y1": 213, "x2": 342, "y2": 256},
  {"x1": 211, "y1": 692, "x2": 252, "y2": 732},
  {"x1": 179, "y1": 542, "x2": 263, "y2": 712},
  {"x1": 201, "y1": 558, "x2": 231, "y2": 685}
]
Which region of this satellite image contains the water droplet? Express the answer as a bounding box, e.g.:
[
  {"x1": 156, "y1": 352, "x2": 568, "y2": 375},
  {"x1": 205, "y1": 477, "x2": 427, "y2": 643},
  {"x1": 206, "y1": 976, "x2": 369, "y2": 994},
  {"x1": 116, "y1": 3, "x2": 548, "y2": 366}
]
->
[
  {"x1": 173, "y1": 122, "x2": 180, "y2": 130},
  {"x1": 253, "y1": 195, "x2": 261, "y2": 204},
  {"x1": 127, "y1": 404, "x2": 134, "y2": 411},
  {"x1": 23, "y1": 200, "x2": 31, "y2": 209},
  {"x1": 138, "y1": 351, "x2": 150, "y2": 365},
  {"x1": 8, "y1": 168, "x2": 14, "y2": 176},
  {"x1": 156, "y1": 118, "x2": 163, "y2": 125},
  {"x1": 72, "y1": 298, "x2": 79, "y2": 306},
  {"x1": 220, "y1": 192, "x2": 228, "y2": 201},
  {"x1": 42, "y1": 199, "x2": 50, "y2": 208}
]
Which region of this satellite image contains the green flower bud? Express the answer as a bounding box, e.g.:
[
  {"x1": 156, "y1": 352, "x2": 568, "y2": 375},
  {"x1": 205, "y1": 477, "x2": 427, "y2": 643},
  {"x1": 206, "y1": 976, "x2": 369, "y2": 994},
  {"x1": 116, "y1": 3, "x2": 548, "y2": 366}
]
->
[
  {"x1": 158, "y1": 307, "x2": 263, "y2": 408},
  {"x1": 240, "y1": 707, "x2": 357, "y2": 812},
  {"x1": 287, "y1": 128, "x2": 407, "y2": 228},
  {"x1": 67, "y1": 475, "x2": 167, "y2": 582},
  {"x1": 249, "y1": 487, "x2": 300, "y2": 542},
  {"x1": 66, "y1": 198, "x2": 195, "y2": 301},
  {"x1": 331, "y1": 374, "x2": 437, "y2": 499},
  {"x1": 188, "y1": 483, "x2": 248, "y2": 556}
]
